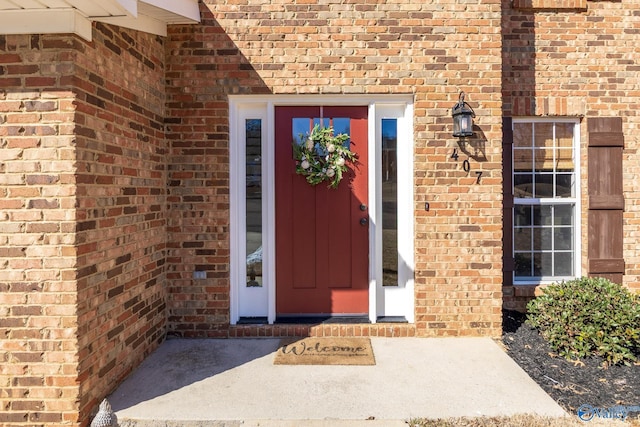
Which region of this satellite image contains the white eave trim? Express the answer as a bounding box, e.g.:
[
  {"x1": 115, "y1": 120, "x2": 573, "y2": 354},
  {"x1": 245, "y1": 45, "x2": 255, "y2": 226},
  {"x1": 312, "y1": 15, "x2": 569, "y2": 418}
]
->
[
  {"x1": 0, "y1": 9, "x2": 93, "y2": 41},
  {"x1": 94, "y1": 13, "x2": 167, "y2": 38},
  {"x1": 114, "y1": 0, "x2": 139, "y2": 17},
  {"x1": 141, "y1": 0, "x2": 201, "y2": 22},
  {"x1": 94, "y1": 0, "x2": 200, "y2": 37},
  {"x1": 0, "y1": 0, "x2": 200, "y2": 41}
]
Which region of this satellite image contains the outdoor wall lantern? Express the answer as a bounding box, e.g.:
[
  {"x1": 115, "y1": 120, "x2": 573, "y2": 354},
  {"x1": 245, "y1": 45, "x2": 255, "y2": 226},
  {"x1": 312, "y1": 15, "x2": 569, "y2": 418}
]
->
[{"x1": 452, "y1": 91, "x2": 476, "y2": 138}]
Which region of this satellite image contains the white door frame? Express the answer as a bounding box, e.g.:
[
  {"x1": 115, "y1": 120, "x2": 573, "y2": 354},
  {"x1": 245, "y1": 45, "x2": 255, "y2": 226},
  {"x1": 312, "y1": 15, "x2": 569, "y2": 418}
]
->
[{"x1": 229, "y1": 95, "x2": 415, "y2": 324}]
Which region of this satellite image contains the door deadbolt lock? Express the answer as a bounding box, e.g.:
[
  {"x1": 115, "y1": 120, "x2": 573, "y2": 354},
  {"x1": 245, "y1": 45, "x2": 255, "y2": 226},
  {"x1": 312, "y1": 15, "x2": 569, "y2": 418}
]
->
[{"x1": 360, "y1": 204, "x2": 367, "y2": 211}]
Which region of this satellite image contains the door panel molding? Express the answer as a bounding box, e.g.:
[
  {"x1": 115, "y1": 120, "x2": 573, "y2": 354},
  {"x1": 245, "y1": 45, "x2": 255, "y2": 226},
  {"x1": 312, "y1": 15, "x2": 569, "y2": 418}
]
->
[{"x1": 274, "y1": 106, "x2": 369, "y2": 315}]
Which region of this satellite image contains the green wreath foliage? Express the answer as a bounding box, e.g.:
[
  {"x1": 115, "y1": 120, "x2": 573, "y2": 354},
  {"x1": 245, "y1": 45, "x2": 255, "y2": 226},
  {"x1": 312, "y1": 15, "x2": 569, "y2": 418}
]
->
[{"x1": 292, "y1": 124, "x2": 357, "y2": 189}]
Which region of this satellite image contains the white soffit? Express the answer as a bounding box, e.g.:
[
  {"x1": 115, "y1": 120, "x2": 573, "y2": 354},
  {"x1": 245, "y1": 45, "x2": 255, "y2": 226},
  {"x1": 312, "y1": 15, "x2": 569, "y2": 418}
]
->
[{"x1": 0, "y1": 0, "x2": 200, "y2": 41}]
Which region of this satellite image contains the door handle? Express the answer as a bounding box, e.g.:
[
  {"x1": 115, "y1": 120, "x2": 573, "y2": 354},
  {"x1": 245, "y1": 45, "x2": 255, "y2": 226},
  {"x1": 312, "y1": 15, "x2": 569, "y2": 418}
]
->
[{"x1": 360, "y1": 217, "x2": 368, "y2": 226}]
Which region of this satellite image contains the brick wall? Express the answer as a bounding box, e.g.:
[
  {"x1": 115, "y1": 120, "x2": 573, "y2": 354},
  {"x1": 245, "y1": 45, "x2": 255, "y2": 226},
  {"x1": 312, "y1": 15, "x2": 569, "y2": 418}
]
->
[
  {"x1": 3, "y1": 0, "x2": 636, "y2": 422},
  {"x1": 72, "y1": 24, "x2": 168, "y2": 423},
  {"x1": 0, "y1": 35, "x2": 80, "y2": 425},
  {"x1": 165, "y1": 0, "x2": 504, "y2": 337},
  {"x1": 502, "y1": 0, "x2": 640, "y2": 310},
  {"x1": 1, "y1": 25, "x2": 168, "y2": 426}
]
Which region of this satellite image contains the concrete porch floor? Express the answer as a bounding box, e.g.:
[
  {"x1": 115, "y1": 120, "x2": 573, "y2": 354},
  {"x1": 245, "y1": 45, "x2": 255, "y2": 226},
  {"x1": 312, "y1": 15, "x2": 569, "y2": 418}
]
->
[{"x1": 108, "y1": 337, "x2": 568, "y2": 427}]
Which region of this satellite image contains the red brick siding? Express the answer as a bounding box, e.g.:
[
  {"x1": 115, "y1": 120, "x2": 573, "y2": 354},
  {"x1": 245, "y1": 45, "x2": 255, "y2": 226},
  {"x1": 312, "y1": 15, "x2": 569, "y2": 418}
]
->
[
  {"x1": 8, "y1": 0, "x2": 638, "y2": 420},
  {"x1": 72, "y1": 24, "x2": 168, "y2": 424},
  {"x1": 512, "y1": 0, "x2": 587, "y2": 9},
  {"x1": 1, "y1": 25, "x2": 169, "y2": 426},
  {"x1": 230, "y1": 323, "x2": 416, "y2": 338},
  {"x1": 165, "y1": 0, "x2": 504, "y2": 337},
  {"x1": 0, "y1": 34, "x2": 80, "y2": 426},
  {"x1": 165, "y1": 21, "x2": 235, "y2": 338},
  {"x1": 502, "y1": 0, "x2": 640, "y2": 310}
]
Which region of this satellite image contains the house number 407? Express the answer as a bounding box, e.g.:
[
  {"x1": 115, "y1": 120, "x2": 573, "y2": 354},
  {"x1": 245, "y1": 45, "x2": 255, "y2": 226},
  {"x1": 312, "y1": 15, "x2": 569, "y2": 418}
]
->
[{"x1": 451, "y1": 148, "x2": 482, "y2": 184}]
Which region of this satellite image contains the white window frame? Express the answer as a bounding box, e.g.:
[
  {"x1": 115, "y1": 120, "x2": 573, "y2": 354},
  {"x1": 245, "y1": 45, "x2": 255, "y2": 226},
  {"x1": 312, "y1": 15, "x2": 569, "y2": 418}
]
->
[
  {"x1": 512, "y1": 117, "x2": 581, "y2": 285},
  {"x1": 229, "y1": 95, "x2": 415, "y2": 324}
]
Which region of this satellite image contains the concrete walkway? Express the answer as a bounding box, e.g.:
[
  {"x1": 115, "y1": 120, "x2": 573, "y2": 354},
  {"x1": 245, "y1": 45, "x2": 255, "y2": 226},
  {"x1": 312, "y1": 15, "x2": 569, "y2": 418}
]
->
[{"x1": 108, "y1": 337, "x2": 568, "y2": 426}]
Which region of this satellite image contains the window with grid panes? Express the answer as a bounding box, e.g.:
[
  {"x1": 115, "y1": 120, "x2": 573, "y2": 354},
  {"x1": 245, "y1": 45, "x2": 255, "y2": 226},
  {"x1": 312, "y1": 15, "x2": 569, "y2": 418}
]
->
[{"x1": 512, "y1": 119, "x2": 580, "y2": 282}]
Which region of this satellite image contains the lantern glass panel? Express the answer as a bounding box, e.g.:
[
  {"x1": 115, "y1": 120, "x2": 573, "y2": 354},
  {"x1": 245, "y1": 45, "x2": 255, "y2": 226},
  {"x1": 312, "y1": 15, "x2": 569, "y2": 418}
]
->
[
  {"x1": 453, "y1": 115, "x2": 462, "y2": 136},
  {"x1": 461, "y1": 115, "x2": 472, "y2": 135}
]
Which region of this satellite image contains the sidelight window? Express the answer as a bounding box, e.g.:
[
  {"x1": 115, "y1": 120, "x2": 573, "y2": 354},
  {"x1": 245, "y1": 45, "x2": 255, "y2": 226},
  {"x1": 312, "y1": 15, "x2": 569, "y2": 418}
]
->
[
  {"x1": 246, "y1": 119, "x2": 263, "y2": 287},
  {"x1": 381, "y1": 119, "x2": 398, "y2": 286}
]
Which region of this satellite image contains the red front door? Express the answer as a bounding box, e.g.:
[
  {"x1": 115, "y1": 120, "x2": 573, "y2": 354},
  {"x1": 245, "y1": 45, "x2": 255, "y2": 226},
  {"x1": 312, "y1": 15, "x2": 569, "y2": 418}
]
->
[{"x1": 275, "y1": 106, "x2": 369, "y2": 315}]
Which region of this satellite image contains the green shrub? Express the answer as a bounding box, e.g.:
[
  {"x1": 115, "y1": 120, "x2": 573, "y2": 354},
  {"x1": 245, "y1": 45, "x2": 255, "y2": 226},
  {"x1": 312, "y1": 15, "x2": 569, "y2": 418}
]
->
[{"x1": 526, "y1": 277, "x2": 640, "y2": 366}]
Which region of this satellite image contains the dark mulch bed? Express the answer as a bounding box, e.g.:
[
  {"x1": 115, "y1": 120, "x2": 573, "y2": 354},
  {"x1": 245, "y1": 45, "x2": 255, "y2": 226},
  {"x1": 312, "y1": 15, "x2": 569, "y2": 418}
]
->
[{"x1": 502, "y1": 310, "x2": 640, "y2": 421}]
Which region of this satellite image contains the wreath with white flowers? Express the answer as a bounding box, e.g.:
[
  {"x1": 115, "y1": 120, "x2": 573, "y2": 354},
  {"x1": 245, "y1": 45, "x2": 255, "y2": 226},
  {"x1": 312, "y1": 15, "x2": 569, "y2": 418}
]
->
[{"x1": 292, "y1": 124, "x2": 358, "y2": 189}]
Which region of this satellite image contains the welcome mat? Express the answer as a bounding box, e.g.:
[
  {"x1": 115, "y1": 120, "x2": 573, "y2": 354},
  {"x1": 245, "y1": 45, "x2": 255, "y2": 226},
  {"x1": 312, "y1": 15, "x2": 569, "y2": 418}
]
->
[{"x1": 273, "y1": 337, "x2": 375, "y2": 365}]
